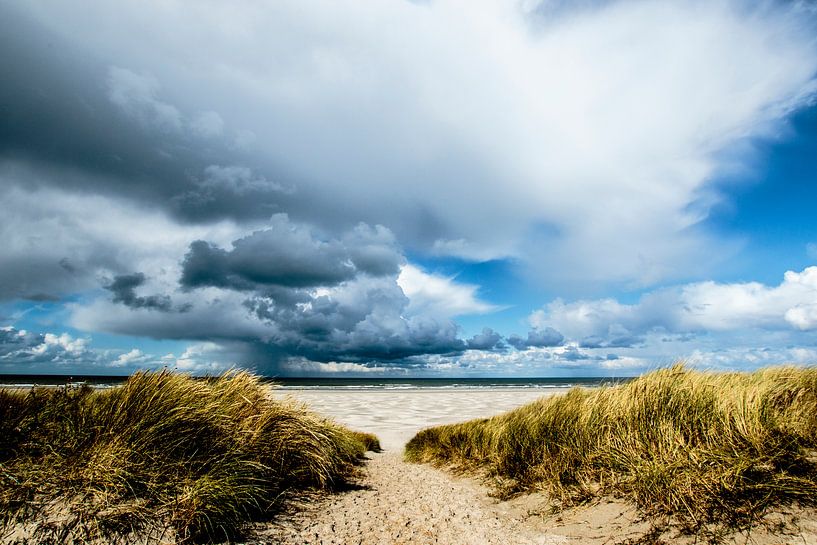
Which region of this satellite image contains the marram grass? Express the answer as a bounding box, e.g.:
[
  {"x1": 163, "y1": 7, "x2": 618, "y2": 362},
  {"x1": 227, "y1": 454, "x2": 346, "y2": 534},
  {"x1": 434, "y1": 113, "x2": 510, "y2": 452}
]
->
[
  {"x1": 405, "y1": 364, "x2": 817, "y2": 536},
  {"x1": 0, "y1": 371, "x2": 379, "y2": 544}
]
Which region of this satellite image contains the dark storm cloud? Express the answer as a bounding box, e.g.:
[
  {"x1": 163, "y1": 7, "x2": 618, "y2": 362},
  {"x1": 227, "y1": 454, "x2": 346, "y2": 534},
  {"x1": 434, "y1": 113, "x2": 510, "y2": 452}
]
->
[
  {"x1": 0, "y1": 2, "x2": 481, "y2": 258},
  {"x1": 181, "y1": 216, "x2": 403, "y2": 291},
  {"x1": 244, "y1": 277, "x2": 465, "y2": 364},
  {"x1": 73, "y1": 215, "x2": 463, "y2": 369},
  {"x1": 466, "y1": 327, "x2": 504, "y2": 350},
  {"x1": 106, "y1": 273, "x2": 173, "y2": 312},
  {"x1": 0, "y1": 5, "x2": 292, "y2": 225},
  {"x1": 507, "y1": 327, "x2": 564, "y2": 349},
  {"x1": 80, "y1": 275, "x2": 467, "y2": 368}
]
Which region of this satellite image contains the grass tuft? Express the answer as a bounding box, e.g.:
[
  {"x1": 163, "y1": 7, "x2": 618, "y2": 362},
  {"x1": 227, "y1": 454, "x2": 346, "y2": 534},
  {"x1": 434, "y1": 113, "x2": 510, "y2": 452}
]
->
[
  {"x1": 405, "y1": 364, "x2": 817, "y2": 537},
  {"x1": 0, "y1": 370, "x2": 378, "y2": 543}
]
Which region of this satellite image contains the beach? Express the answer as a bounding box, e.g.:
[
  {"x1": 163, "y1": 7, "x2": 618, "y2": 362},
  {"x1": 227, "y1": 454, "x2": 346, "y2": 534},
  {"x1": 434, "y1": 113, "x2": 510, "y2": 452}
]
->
[
  {"x1": 264, "y1": 385, "x2": 817, "y2": 545},
  {"x1": 271, "y1": 387, "x2": 567, "y2": 451},
  {"x1": 264, "y1": 387, "x2": 570, "y2": 545},
  {"x1": 4, "y1": 377, "x2": 817, "y2": 544}
]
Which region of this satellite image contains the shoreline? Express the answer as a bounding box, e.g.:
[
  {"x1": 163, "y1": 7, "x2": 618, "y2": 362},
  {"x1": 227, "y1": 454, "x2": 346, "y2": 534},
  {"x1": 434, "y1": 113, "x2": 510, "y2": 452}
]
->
[{"x1": 270, "y1": 387, "x2": 573, "y2": 451}]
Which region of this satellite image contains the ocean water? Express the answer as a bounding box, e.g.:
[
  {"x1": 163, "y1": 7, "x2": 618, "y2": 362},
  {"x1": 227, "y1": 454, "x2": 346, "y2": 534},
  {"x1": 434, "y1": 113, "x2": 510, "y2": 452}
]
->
[
  {"x1": 0, "y1": 374, "x2": 624, "y2": 390},
  {"x1": 270, "y1": 376, "x2": 623, "y2": 390}
]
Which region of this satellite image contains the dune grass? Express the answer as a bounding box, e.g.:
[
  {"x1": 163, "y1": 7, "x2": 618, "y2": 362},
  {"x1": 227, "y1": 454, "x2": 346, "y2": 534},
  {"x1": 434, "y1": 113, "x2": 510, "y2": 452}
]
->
[
  {"x1": 0, "y1": 371, "x2": 379, "y2": 544},
  {"x1": 405, "y1": 364, "x2": 817, "y2": 537}
]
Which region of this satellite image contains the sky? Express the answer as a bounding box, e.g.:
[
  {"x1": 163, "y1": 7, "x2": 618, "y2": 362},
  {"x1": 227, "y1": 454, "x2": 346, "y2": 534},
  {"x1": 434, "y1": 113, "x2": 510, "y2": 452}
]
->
[{"x1": 2, "y1": 0, "x2": 817, "y2": 377}]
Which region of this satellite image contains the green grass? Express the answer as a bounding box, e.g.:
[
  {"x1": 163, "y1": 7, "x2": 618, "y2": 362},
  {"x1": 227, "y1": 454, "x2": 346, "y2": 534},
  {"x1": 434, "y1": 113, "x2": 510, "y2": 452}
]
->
[
  {"x1": 0, "y1": 371, "x2": 379, "y2": 544},
  {"x1": 405, "y1": 364, "x2": 817, "y2": 537}
]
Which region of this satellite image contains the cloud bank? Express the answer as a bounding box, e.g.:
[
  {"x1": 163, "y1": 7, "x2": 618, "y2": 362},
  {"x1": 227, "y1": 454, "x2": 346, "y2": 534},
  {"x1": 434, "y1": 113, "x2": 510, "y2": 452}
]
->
[
  {"x1": 531, "y1": 266, "x2": 817, "y2": 343},
  {"x1": 3, "y1": 1, "x2": 816, "y2": 286},
  {"x1": 1, "y1": 1, "x2": 817, "y2": 374}
]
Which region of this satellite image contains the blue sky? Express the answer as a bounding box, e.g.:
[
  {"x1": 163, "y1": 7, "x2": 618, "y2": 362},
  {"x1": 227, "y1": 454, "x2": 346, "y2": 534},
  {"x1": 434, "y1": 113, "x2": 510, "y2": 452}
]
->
[{"x1": 2, "y1": 0, "x2": 817, "y2": 376}]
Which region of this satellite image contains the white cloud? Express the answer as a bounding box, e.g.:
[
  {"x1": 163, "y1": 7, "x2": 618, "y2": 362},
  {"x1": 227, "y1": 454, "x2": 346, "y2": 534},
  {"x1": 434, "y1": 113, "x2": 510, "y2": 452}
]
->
[
  {"x1": 397, "y1": 264, "x2": 499, "y2": 318},
  {"x1": 423, "y1": 343, "x2": 651, "y2": 376},
  {"x1": 5, "y1": 1, "x2": 817, "y2": 377},
  {"x1": 40, "y1": 332, "x2": 88, "y2": 355},
  {"x1": 280, "y1": 358, "x2": 397, "y2": 375},
  {"x1": 173, "y1": 342, "x2": 237, "y2": 373},
  {"x1": 1, "y1": 326, "x2": 131, "y2": 371},
  {"x1": 70, "y1": 288, "x2": 272, "y2": 341},
  {"x1": 112, "y1": 348, "x2": 150, "y2": 367},
  {"x1": 531, "y1": 265, "x2": 817, "y2": 341},
  {"x1": 25, "y1": 0, "x2": 816, "y2": 288}
]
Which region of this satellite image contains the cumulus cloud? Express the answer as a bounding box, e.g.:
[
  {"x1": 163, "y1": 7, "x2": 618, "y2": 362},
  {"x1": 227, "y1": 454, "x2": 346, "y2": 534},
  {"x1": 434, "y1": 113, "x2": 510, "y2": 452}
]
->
[
  {"x1": 531, "y1": 266, "x2": 817, "y2": 343},
  {"x1": 280, "y1": 358, "x2": 404, "y2": 375},
  {"x1": 0, "y1": 326, "x2": 98, "y2": 369},
  {"x1": 2, "y1": 1, "x2": 817, "y2": 376},
  {"x1": 685, "y1": 345, "x2": 817, "y2": 371},
  {"x1": 69, "y1": 214, "x2": 486, "y2": 370},
  {"x1": 245, "y1": 275, "x2": 466, "y2": 364},
  {"x1": 180, "y1": 215, "x2": 403, "y2": 290},
  {"x1": 172, "y1": 342, "x2": 241, "y2": 373},
  {"x1": 198, "y1": 165, "x2": 288, "y2": 196},
  {"x1": 111, "y1": 348, "x2": 152, "y2": 367},
  {"x1": 190, "y1": 111, "x2": 224, "y2": 138},
  {"x1": 76, "y1": 275, "x2": 468, "y2": 369},
  {"x1": 507, "y1": 327, "x2": 565, "y2": 349},
  {"x1": 0, "y1": 326, "x2": 239, "y2": 374},
  {"x1": 466, "y1": 327, "x2": 504, "y2": 350},
  {"x1": 423, "y1": 343, "x2": 647, "y2": 376}
]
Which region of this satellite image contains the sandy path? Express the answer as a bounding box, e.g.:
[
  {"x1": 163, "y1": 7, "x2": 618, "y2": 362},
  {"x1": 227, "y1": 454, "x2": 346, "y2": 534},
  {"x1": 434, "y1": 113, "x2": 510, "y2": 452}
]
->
[
  {"x1": 255, "y1": 388, "x2": 569, "y2": 544},
  {"x1": 256, "y1": 388, "x2": 817, "y2": 545},
  {"x1": 261, "y1": 452, "x2": 565, "y2": 545}
]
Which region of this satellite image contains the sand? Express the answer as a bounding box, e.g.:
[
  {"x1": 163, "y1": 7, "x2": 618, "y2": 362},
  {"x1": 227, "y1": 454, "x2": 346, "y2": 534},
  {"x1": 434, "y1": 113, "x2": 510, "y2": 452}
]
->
[
  {"x1": 259, "y1": 387, "x2": 817, "y2": 545},
  {"x1": 261, "y1": 451, "x2": 565, "y2": 545},
  {"x1": 6, "y1": 386, "x2": 814, "y2": 544},
  {"x1": 272, "y1": 387, "x2": 565, "y2": 451},
  {"x1": 263, "y1": 387, "x2": 566, "y2": 545}
]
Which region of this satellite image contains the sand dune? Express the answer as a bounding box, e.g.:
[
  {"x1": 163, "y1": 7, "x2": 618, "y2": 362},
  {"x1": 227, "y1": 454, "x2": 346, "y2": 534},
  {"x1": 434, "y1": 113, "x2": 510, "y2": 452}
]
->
[{"x1": 263, "y1": 387, "x2": 817, "y2": 545}]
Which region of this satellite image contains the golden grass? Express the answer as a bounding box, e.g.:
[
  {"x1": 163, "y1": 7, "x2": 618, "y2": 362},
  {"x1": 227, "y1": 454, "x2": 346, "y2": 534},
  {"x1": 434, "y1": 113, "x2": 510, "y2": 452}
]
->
[
  {"x1": 0, "y1": 371, "x2": 378, "y2": 543},
  {"x1": 405, "y1": 364, "x2": 817, "y2": 537}
]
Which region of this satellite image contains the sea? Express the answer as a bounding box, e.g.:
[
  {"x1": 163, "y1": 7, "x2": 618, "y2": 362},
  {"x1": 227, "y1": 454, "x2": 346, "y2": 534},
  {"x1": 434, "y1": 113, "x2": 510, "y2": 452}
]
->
[{"x1": 0, "y1": 375, "x2": 625, "y2": 390}]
